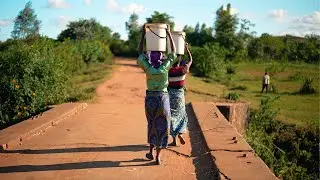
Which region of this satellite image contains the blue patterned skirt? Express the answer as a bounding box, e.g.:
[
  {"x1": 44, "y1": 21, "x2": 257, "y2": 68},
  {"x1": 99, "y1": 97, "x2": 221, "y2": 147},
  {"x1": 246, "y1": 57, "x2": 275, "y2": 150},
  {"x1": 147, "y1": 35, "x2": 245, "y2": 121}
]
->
[
  {"x1": 145, "y1": 91, "x2": 170, "y2": 148},
  {"x1": 168, "y1": 88, "x2": 188, "y2": 137}
]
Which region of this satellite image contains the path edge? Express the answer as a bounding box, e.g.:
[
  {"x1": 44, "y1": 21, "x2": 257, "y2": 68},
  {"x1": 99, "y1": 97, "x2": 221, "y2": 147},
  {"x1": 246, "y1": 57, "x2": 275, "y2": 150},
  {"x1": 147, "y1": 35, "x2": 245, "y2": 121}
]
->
[{"x1": 0, "y1": 103, "x2": 88, "y2": 151}]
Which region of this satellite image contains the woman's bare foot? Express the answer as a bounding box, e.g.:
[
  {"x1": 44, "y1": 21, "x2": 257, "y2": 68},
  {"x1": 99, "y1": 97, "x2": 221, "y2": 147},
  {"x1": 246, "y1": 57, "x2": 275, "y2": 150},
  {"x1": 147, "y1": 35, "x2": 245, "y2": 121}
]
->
[
  {"x1": 156, "y1": 156, "x2": 161, "y2": 165},
  {"x1": 178, "y1": 134, "x2": 186, "y2": 145},
  {"x1": 145, "y1": 153, "x2": 154, "y2": 160},
  {"x1": 168, "y1": 137, "x2": 177, "y2": 146}
]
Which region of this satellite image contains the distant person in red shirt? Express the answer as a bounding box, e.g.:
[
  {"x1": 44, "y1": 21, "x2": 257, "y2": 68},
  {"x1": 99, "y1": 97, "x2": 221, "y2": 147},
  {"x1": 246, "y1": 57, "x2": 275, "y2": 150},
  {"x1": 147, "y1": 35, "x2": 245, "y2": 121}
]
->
[{"x1": 168, "y1": 43, "x2": 193, "y2": 146}]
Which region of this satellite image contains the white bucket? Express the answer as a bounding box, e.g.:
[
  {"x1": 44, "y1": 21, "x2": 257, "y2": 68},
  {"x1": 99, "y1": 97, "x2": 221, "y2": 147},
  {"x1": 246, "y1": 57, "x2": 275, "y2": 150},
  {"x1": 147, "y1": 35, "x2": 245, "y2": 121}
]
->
[
  {"x1": 145, "y1": 23, "x2": 168, "y2": 52},
  {"x1": 168, "y1": 31, "x2": 186, "y2": 55}
]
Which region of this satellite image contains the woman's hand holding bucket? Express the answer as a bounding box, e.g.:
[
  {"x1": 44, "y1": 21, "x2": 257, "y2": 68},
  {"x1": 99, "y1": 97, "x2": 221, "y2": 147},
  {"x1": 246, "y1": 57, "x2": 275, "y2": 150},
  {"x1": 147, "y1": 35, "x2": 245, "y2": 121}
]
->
[{"x1": 185, "y1": 43, "x2": 189, "y2": 50}]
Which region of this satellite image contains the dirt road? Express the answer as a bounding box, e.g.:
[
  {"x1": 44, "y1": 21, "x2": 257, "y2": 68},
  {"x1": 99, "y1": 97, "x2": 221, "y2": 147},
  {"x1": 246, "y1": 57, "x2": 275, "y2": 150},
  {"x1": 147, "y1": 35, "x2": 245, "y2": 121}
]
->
[{"x1": 0, "y1": 58, "x2": 216, "y2": 180}]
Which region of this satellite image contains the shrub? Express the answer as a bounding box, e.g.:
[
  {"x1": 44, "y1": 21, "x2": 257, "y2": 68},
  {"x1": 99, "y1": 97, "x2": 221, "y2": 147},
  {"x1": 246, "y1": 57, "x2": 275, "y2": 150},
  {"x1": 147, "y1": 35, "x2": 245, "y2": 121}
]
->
[
  {"x1": 288, "y1": 71, "x2": 303, "y2": 81},
  {"x1": 0, "y1": 36, "x2": 114, "y2": 129},
  {"x1": 226, "y1": 63, "x2": 236, "y2": 74},
  {"x1": 191, "y1": 43, "x2": 226, "y2": 77},
  {"x1": 76, "y1": 40, "x2": 101, "y2": 64},
  {"x1": 269, "y1": 83, "x2": 278, "y2": 93},
  {"x1": 299, "y1": 77, "x2": 316, "y2": 94},
  {"x1": 98, "y1": 44, "x2": 113, "y2": 64},
  {"x1": 0, "y1": 39, "x2": 70, "y2": 129},
  {"x1": 246, "y1": 96, "x2": 319, "y2": 179},
  {"x1": 76, "y1": 40, "x2": 113, "y2": 65},
  {"x1": 54, "y1": 39, "x2": 85, "y2": 73},
  {"x1": 265, "y1": 62, "x2": 287, "y2": 75},
  {"x1": 226, "y1": 92, "x2": 240, "y2": 101}
]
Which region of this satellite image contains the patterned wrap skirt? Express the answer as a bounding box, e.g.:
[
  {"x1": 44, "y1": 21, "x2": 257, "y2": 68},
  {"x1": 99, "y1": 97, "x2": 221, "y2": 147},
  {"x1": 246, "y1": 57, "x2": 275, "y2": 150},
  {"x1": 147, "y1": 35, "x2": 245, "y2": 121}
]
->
[
  {"x1": 145, "y1": 90, "x2": 170, "y2": 148},
  {"x1": 168, "y1": 87, "x2": 188, "y2": 137}
]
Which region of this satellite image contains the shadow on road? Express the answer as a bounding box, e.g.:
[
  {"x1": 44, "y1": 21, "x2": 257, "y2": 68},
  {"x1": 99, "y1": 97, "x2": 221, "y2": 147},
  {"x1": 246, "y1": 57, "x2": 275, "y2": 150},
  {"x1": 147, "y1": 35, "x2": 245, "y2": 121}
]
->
[
  {"x1": 186, "y1": 103, "x2": 220, "y2": 180},
  {"x1": 0, "y1": 144, "x2": 156, "y2": 173},
  {"x1": 0, "y1": 159, "x2": 155, "y2": 173},
  {"x1": 3, "y1": 144, "x2": 148, "y2": 154}
]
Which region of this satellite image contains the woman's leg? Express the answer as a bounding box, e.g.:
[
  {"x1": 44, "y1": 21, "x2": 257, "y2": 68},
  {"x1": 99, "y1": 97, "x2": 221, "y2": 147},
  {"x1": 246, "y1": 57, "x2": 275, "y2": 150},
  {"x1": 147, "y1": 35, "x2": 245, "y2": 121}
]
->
[
  {"x1": 168, "y1": 136, "x2": 177, "y2": 146},
  {"x1": 156, "y1": 147, "x2": 162, "y2": 165},
  {"x1": 146, "y1": 144, "x2": 154, "y2": 160},
  {"x1": 178, "y1": 133, "x2": 186, "y2": 145},
  {"x1": 149, "y1": 144, "x2": 154, "y2": 154}
]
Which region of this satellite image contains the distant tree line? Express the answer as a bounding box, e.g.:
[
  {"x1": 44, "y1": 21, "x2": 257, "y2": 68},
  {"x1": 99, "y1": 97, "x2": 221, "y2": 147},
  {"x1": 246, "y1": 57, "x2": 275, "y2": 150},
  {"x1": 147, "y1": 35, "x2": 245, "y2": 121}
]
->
[{"x1": 122, "y1": 4, "x2": 319, "y2": 65}]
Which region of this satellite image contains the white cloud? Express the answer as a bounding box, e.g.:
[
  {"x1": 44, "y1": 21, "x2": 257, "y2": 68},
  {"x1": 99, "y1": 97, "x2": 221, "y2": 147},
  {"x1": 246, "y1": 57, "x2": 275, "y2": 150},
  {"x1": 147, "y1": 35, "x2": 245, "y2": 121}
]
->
[
  {"x1": 107, "y1": 0, "x2": 145, "y2": 14},
  {"x1": 84, "y1": 0, "x2": 92, "y2": 6},
  {"x1": 0, "y1": 19, "x2": 12, "y2": 27},
  {"x1": 121, "y1": 3, "x2": 145, "y2": 14},
  {"x1": 48, "y1": 0, "x2": 70, "y2": 9},
  {"x1": 277, "y1": 11, "x2": 320, "y2": 37},
  {"x1": 293, "y1": 11, "x2": 320, "y2": 27},
  {"x1": 269, "y1": 9, "x2": 288, "y2": 22},
  {"x1": 107, "y1": 0, "x2": 119, "y2": 10},
  {"x1": 289, "y1": 11, "x2": 320, "y2": 36}
]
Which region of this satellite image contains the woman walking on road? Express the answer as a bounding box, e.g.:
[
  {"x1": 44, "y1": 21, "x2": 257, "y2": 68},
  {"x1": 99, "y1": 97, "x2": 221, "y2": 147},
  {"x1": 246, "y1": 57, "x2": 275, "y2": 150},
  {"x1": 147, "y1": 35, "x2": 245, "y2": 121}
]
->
[
  {"x1": 168, "y1": 43, "x2": 193, "y2": 146},
  {"x1": 137, "y1": 24, "x2": 177, "y2": 165}
]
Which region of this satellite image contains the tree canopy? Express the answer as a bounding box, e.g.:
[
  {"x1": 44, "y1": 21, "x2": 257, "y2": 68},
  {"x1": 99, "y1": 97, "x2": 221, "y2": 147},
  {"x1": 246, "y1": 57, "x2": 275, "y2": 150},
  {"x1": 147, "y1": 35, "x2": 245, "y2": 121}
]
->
[
  {"x1": 11, "y1": 1, "x2": 41, "y2": 39},
  {"x1": 125, "y1": 13, "x2": 141, "y2": 52},
  {"x1": 146, "y1": 11, "x2": 175, "y2": 29},
  {"x1": 214, "y1": 3, "x2": 239, "y2": 58},
  {"x1": 58, "y1": 18, "x2": 112, "y2": 42}
]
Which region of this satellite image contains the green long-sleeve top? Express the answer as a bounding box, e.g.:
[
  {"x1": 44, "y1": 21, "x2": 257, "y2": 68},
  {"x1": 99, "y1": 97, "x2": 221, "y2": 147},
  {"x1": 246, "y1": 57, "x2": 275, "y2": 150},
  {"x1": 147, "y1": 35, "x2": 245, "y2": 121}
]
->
[{"x1": 137, "y1": 53, "x2": 177, "y2": 92}]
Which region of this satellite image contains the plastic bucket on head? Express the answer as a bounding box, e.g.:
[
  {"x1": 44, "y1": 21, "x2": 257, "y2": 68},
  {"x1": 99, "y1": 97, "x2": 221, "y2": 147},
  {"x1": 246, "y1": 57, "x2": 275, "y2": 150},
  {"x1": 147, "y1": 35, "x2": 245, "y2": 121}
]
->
[
  {"x1": 145, "y1": 23, "x2": 168, "y2": 52},
  {"x1": 167, "y1": 31, "x2": 186, "y2": 55}
]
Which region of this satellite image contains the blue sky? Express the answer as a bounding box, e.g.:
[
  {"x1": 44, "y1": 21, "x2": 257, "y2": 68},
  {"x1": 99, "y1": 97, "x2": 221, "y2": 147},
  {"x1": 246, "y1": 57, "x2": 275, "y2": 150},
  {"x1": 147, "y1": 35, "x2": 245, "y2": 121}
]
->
[{"x1": 0, "y1": 0, "x2": 319, "y2": 41}]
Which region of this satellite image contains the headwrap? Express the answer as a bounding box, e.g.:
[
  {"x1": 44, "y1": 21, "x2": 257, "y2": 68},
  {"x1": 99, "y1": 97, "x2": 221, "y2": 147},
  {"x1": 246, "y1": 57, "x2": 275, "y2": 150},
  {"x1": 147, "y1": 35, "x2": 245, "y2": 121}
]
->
[{"x1": 146, "y1": 51, "x2": 164, "y2": 69}]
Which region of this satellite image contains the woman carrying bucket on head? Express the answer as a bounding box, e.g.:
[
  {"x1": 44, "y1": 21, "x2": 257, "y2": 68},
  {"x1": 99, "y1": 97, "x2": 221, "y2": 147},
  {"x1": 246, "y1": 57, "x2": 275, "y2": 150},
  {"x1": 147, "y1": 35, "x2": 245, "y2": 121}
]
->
[
  {"x1": 137, "y1": 23, "x2": 177, "y2": 165},
  {"x1": 167, "y1": 32, "x2": 193, "y2": 146}
]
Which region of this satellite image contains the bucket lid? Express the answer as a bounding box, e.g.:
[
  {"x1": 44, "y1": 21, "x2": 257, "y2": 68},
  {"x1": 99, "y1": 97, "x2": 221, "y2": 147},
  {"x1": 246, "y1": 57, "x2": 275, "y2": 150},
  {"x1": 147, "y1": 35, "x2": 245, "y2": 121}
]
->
[
  {"x1": 145, "y1": 23, "x2": 168, "y2": 29},
  {"x1": 172, "y1": 31, "x2": 186, "y2": 36}
]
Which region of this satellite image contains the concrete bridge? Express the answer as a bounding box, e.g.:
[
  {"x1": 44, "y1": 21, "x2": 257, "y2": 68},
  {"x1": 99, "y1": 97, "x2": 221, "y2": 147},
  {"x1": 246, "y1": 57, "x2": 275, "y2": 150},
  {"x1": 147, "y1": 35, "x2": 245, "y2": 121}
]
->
[{"x1": 0, "y1": 58, "x2": 277, "y2": 180}]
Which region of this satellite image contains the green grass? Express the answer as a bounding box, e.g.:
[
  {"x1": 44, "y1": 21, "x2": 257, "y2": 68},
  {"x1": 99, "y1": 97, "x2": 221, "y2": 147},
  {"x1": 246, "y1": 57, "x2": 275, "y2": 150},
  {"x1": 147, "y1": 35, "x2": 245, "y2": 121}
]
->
[
  {"x1": 68, "y1": 63, "x2": 114, "y2": 103},
  {"x1": 186, "y1": 61, "x2": 320, "y2": 127},
  {"x1": 185, "y1": 75, "x2": 226, "y2": 103}
]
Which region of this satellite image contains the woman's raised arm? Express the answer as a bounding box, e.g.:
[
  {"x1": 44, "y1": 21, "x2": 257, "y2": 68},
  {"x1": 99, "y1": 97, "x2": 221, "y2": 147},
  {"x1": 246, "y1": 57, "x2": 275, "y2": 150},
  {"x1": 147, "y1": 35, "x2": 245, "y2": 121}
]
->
[
  {"x1": 139, "y1": 24, "x2": 146, "y2": 54},
  {"x1": 185, "y1": 43, "x2": 193, "y2": 72},
  {"x1": 166, "y1": 25, "x2": 176, "y2": 54}
]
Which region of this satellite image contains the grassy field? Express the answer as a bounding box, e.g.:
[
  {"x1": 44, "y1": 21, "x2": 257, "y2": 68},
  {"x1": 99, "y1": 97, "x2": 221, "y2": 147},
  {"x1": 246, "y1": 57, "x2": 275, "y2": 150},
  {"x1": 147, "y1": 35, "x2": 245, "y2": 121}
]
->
[
  {"x1": 186, "y1": 61, "x2": 320, "y2": 127},
  {"x1": 68, "y1": 62, "x2": 114, "y2": 103}
]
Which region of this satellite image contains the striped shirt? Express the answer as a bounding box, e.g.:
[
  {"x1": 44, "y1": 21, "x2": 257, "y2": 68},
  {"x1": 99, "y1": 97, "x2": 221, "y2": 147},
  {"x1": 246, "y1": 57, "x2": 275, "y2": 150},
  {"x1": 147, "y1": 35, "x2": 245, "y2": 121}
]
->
[{"x1": 168, "y1": 65, "x2": 187, "y2": 89}]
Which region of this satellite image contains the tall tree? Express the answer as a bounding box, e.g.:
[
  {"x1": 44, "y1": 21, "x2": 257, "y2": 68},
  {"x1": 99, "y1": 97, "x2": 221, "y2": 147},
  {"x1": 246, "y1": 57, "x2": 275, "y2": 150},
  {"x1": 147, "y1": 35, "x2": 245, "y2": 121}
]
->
[
  {"x1": 183, "y1": 25, "x2": 195, "y2": 34},
  {"x1": 125, "y1": 13, "x2": 141, "y2": 52},
  {"x1": 194, "y1": 23, "x2": 200, "y2": 33},
  {"x1": 58, "y1": 18, "x2": 112, "y2": 42},
  {"x1": 214, "y1": 3, "x2": 239, "y2": 59},
  {"x1": 146, "y1": 11, "x2": 175, "y2": 29},
  {"x1": 238, "y1": 19, "x2": 256, "y2": 47},
  {"x1": 11, "y1": 1, "x2": 41, "y2": 39}
]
